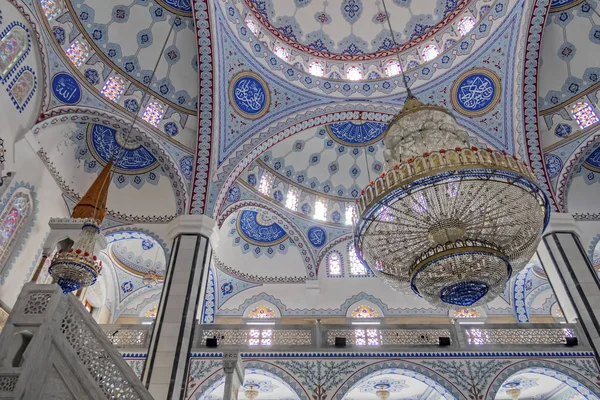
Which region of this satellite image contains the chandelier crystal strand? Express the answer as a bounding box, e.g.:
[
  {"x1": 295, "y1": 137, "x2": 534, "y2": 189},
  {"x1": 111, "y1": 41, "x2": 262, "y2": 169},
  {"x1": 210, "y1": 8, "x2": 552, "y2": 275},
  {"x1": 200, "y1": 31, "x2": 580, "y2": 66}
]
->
[{"x1": 353, "y1": 3, "x2": 550, "y2": 308}]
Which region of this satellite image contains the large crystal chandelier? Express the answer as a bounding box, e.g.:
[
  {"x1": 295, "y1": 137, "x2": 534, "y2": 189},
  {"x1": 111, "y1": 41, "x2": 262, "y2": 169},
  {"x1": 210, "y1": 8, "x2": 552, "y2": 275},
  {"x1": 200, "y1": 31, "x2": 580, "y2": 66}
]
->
[
  {"x1": 353, "y1": 0, "x2": 550, "y2": 309},
  {"x1": 49, "y1": 161, "x2": 112, "y2": 293}
]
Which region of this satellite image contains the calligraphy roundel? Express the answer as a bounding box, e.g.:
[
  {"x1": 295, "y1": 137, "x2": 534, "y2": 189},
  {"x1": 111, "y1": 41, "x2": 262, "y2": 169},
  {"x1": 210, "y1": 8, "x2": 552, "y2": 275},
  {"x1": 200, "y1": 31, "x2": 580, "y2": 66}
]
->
[
  {"x1": 51, "y1": 73, "x2": 81, "y2": 105},
  {"x1": 229, "y1": 71, "x2": 271, "y2": 120},
  {"x1": 451, "y1": 68, "x2": 501, "y2": 117},
  {"x1": 307, "y1": 226, "x2": 327, "y2": 248}
]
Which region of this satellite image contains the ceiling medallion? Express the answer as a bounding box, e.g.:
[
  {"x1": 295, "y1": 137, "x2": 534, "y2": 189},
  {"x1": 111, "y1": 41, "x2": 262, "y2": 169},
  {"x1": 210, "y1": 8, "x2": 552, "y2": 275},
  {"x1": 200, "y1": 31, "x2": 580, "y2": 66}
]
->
[
  {"x1": 353, "y1": 97, "x2": 550, "y2": 309},
  {"x1": 450, "y1": 68, "x2": 501, "y2": 117},
  {"x1": 229, "y1": 71, "x2": 271, "y2": 120}
]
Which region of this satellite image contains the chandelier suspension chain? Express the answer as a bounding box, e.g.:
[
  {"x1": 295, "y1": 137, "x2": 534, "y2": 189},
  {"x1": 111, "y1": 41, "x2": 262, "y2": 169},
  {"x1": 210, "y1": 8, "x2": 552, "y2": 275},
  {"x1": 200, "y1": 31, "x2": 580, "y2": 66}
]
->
[{"x1": 381, "y1": 0, "x2": 413, "y2": 97}]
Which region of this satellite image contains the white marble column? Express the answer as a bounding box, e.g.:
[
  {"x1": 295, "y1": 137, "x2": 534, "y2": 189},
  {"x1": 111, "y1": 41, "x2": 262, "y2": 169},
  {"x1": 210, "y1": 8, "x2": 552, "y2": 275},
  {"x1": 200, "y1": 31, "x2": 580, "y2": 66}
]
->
[
  {"x1": 223, "y1": 352, "x2": 244, "y2": 400},
  {"x1": 142, "y1": 215, "x2": 218, "y2": 400},
  {"x1": 537, "y1": 213, "x2": 600, "y2": 362}
]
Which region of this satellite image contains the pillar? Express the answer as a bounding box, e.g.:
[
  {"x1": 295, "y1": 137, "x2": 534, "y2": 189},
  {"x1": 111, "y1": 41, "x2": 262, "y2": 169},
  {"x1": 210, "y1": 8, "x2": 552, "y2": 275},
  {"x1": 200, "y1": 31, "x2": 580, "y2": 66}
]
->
[
  {"x1": 537, "y1": 213, "x2": 600, "y2": 362},
  {"x1": 222, "y1": 352, "x2": 244, "y2": 400},
  {"x1": 142, "y1": 215, "x2": 218, "y2": 400}
]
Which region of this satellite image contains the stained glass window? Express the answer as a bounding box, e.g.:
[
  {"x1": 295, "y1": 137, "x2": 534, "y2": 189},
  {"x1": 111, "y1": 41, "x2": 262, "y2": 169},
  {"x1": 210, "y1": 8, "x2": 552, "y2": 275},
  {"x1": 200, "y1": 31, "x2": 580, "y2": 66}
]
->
[
  {"x1": 384, "y1": 60, "x2": 401, "y2": 77},
  {"x1": 0, "y1": 26, "x2": 28, "y2": 77},
  {"x1": 145, "y1": 306, "x2": 158, "y2": 318},
  {"x1": 142, "y1": 101, "x2": 164, "y2": 127},
  {"x1": 355, "y1": 329, "x2": 381, "y2": 345},
  {"x1": 346, "y1": 65, "x2": 362, "y2": 81},
  {"x1": 327, "y1": 252, "x2": 342, "y2": 276},
  {"x1": 351, "y1": 304, "x2": 379, "y2": 318},
  {"x1": 454, "y1": 308, "x2": 480, "y2": 318},
  {"x1": 348, "y1": 244, "x2": 368, "y2": 276},
  {"x1": 245, "y1": 18, "x2": 259, "y2": 36},
  {"x1": 309, "y1": 61, "x2": 324, "y2": 77},
  {"x1": 457, "y1": 16, "x2": 476, "y2": 36},
  {"x1": 572, "y1": 102, "x2": 599, "y2": 129},
  {"x1": 248, "y1": 329, "x2": 272, "y2": 346},
  {"x1": 0, "y1": 189, "x2": 32, "y2": 269},
  {"x1": 421, "y1": 44, "x2": 439, "y2": 62},
  {"x1": 345, "y1": 204, "x2": 355, "y2": 225},
  {"x1": 258, "y1": 172, "x2": 274, "y2": 196},
  {"x1": 314, "y1": 198, "x2": 328, "y2": 221},
  {"x1": 248, "y1": 305, "x2": 275, "y2": 319},
  {"x1": 41, "y1": 0, "x2": 64, "y2": 21},
  {"x1": 285, "y1": 187, "x2": 299, "y2": 211},
  {"x1": 101, "y1": 76, "x2": 125, "y2": 102},
  {"x1": 274, "y1": 46, "x2": 289, "y2": 62},
  {"x1": 65, "y1": 39, "x2": 90, "y2": 68}
]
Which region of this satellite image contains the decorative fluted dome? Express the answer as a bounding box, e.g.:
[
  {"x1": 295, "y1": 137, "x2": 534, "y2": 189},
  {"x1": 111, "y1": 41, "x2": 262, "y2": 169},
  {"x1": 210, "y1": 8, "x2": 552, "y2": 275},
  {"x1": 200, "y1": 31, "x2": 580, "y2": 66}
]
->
[{"x1": 354, "y1": 98, "x2": 550, "y2": 309}]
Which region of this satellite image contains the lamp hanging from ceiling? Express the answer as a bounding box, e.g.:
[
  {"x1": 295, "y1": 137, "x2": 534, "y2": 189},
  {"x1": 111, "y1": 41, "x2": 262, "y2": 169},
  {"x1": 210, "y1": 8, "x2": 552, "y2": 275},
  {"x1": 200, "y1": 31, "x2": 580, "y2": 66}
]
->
[
  {"x1": 353, "y1": 0, "x2": 550, "y2": 309},
  {"x1": 49, "y1": 23, "x2": 177, "y2": 294}
]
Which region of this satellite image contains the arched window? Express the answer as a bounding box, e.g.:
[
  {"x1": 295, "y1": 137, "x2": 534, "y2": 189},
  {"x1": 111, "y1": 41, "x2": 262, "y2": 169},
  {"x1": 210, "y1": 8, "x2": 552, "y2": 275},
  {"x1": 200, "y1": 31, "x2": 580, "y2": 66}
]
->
[
  {"x1": 348, "y1": 243, "x2": 369, "y2": 276},
  {"x1": 40, "y1": 0, "x2": 65, "y2": 21},
  {"x1": 327, "y1": 251, "x2": 343, "y2": 277},
  {"x1": 572, "y1": 102, "x2": 599, "y2": 129},
  {"x1": 145, "y1": 306, "x2": 158, "y2": 318},
  {"x1": 384, "y1": 60, "x2": 401, "y2": 77},
  {"x1": 309, "y1": 61, "x2": 324, "y2": 77},
  {"x1": 346, "y1": 65, "x2": 362, "y2": 81},
  {"x1": 258, "y1": 172, "x2": 274, "y2": 196},
  {"x1": 351, "y1": 304, "x2": 379, "y2": 318},
  {"x1": 0, "y1": 188, "x2": 33, "y2": 271},
  {"x1": 457, "y1": 16, "x2": 476, "y2": 36},
  {"x1": 314, "y1": 198, "x2": 328, "y2": 221},
  {"x1": 65, "y1": 39, "x2": 90, "y2": 68},
  {"x1": 0, "y1": 25, "x2": 28, "y2": 78},
  {"x1": 274, "y1": 46, "x2": 289, "y2": 62},
  {"x1": 142, "y1": 101, "x2": 164, "y2": 127},
  {"x1": 245, "y1": 17, "x2": 259, "y2": 36},
  {"x1": 248, "y1": 304, "x2": 275, "y2": 319},
  {"x1": 285, "y1": 187, "x2": 299, "y2": 211},
  {"x1": 345, "y1": 204, "x2": 355, "y2": 225},
  {"x1": 421, "y1": 44, "x2": 439, "y2": 62},
  {"x1": 101, "y1": 76, "x2": 125, "y2": 102},
  {"x1": 453, "y1": 308, "x2": 480, "y2": 318}
]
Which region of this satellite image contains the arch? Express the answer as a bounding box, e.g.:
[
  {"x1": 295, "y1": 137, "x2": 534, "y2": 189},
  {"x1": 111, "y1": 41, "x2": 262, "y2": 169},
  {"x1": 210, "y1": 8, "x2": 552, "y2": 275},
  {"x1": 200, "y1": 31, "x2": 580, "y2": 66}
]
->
[
  {"x1": 243, "y1": 299, "x2": 281, "y2": 319},
  {"x1": 347, "y1": 242, "x2": 372, "y2": 277},
  {"x1": 0, "y1": 183, "x2": 36, "y2": 282},
  {"x1": 485, "y1": 360, "x2": 600, "y2": 400},
  {"x1": 346, "y1": 300, "x2": 383, "y2": 319},
  {"x1": 333, "y1": 362, "x2": 462, "y2": 399},
  {"x1": 31, "y1": 111, "x2": 188, "y2": 217},
  {"x1": 243, "y1": 362, "x2": 308, "y2": 400},
  {"x1": 218, "y1": 200, "x2": 317, "y2": 279},
  {"x1": 326, "y1": 250, "x2": 344, "y2": 278},
  {"x1": 103, "y1": 227, "x2": 170, "y2": 262},
  {"x1": 0, "y1": 22, "x2": 30, "y2": 81}
]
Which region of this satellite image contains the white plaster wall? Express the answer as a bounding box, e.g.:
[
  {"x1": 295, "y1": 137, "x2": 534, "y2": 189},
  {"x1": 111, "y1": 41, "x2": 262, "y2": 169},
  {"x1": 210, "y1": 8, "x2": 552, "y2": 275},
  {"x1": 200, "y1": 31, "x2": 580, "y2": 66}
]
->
[
  {"x1": 0, "y1": 138, "x2": 68, "y2": 308},
  {"x1": 567, "y1": 175, "x2": 600, "y2": 214},
  {"x1": 0, "y1": 0, "x2": 44, "y2": 170}
]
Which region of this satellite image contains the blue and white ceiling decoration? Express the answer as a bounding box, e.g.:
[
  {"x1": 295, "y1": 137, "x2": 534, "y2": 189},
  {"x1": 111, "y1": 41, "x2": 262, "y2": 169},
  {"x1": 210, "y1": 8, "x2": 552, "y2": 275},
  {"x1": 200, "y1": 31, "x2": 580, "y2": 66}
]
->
[
  {"x1": 545, "y1": 153, "x2": 564, "y2": 179},
  {"x1": 326, "y1": 121, "x2": 387, "y2": 146},
  {"x1": 451, "y1": 68, "x2": 501, "y2": 117},
  {"x1": 577, "y1": 147, "x2": 600, "y2": 185},
  {"x1": 549, "y1": 0, "x2": 588, "y2": 12},
  {"x1": 230, "y1": 209, "x2": 294, "y2": 258},
  {"x1": 71, "y1": 123, "x2": 163, "y2": 189},
  {"x1": 228, "y1": 71, "x2": 270, "y2": 120},
  {"x1": 155, "y1": 0, "x2": 192, "y2": 16},
  {"x1": 51, "y1": 73, "x2": 81, "y2": 105},
  {"x1": 307, "y1": 226, "x2": 326, "y2": 248},
  {"x1": 215, "y1": 267, "x2": 261, "y2": 308},
  {"x1": 584, "y1": 147, "x2": 600, "y2": 172}
]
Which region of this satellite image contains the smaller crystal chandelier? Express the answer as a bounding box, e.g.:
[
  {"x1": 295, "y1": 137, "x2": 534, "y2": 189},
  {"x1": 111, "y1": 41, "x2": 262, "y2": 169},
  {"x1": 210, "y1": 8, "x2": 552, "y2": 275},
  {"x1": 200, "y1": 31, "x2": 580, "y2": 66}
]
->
[
  {"x1": 244, "y1": 384, "x2": 259, "y2": 400},
  {"x1": 49, "y1": 161, "x2": 112, "y2": 293}
]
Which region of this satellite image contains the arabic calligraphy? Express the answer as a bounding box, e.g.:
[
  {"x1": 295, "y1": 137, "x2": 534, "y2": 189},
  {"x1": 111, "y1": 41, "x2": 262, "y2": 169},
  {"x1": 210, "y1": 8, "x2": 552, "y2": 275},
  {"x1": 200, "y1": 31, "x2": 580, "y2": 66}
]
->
[
  {"x1": 229, "y1": 72, "x2": 270, "y2": 119},
  {"x1": 585, "y1": 147, "x2": 600, "y2": 170},
  {"x1": 458, "y1": 75, "x2": 495, "y2": 110},
  {"x1": 52, "y1": 73, "x2": 81, "y2": 104},
  {"x1": 327, "y1": 121, "x2": 387, "y2": 146},
  {"x1": 451, "y1": 69, "x2": 501, "y2": 117}
]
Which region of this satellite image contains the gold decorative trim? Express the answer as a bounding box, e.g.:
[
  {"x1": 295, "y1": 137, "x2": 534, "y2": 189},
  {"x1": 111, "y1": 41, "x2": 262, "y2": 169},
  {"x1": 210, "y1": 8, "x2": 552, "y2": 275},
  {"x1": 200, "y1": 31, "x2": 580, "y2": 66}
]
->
[
  {"x1": 229, "y1": 71, "x2": 271, "y2": 120},
  {"x1": 450, "y1": 68, "x2": 502, "y2": 117}
]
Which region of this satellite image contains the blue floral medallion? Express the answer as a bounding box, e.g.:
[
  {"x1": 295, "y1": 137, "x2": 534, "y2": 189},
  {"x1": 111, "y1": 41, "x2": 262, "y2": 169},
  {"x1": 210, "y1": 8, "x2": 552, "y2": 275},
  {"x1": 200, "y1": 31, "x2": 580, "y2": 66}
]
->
[
  {"x1": 545, "y1": 154, "x2": 563, "y2": 178},
  {"x1": 87, "y1": 124, "x2": 158, "y2": 174},
  {"x1": 51, "y1": 73, "x2": 81, "y2": 105},
  {"x1": 307, "y1": 226, "x2": 327, "y2": 247},
  {"x1": 451, "y1": 68, "x2": 501, "y2": 117},
  {"x1": 229, "y1": 72, "x2": 270, "y2": 120},
  {"x1": 326, "y1": 121, "x2": 387, "y2": 146},
  {"x1": 236, "y1": 210, "x2": 288, "y2": 246}
]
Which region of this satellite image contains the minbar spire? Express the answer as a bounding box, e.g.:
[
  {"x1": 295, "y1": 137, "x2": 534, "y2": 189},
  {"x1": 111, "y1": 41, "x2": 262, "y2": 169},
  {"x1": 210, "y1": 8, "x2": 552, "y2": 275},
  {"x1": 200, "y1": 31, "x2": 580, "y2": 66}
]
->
[{"x1": 72, "y1": 160, "x2": 112, "y2": 223}]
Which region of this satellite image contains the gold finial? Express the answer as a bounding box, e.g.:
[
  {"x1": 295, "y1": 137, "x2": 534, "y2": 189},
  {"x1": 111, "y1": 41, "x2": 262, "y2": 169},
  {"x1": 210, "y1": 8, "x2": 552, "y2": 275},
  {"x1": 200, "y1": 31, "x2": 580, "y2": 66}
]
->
[{"x1": 72, "y1": 160, "x2": 113, "y2": 223}]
